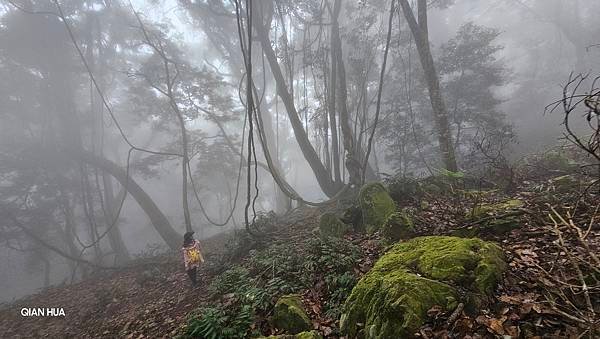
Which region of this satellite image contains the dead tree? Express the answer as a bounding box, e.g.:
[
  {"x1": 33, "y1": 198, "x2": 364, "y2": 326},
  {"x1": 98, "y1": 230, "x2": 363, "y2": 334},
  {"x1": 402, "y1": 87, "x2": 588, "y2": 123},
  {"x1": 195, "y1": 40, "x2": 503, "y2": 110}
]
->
[{"x1": 547, "y1": 73, "x2": 600, "y2": 187}]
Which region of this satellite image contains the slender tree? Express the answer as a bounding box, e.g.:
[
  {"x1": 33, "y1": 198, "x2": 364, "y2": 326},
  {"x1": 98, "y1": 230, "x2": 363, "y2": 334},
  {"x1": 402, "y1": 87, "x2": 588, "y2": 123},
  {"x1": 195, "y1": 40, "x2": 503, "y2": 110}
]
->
[{"x1": 398, "y1": 0, "x2": 458, "y2": 171}]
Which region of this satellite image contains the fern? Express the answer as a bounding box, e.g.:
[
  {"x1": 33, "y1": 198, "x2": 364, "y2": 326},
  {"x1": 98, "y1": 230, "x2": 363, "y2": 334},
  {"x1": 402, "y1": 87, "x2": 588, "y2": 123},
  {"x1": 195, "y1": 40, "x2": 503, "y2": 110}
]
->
[
  {"x1": 184, "y1": 304, "x2": 254, "y2": 339},
  {"x1": 208, "y1": 266, "x2": 250, "y2": 297}
]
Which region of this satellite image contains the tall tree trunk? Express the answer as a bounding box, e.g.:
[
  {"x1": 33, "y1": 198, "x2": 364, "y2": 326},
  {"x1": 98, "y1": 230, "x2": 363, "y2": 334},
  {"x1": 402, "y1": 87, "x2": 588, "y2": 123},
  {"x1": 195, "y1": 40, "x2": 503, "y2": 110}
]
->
[
  {"x1": 328, "y1": 13, "x2": 342, "y2": 183},
  {"x1": 259, "y1": 96, "x2": 292, "y2": 213},
  {"x1": 254, "y1": 1, "x2": 342, "y2": 197},
  {"x1": 87, "y1": 13, "x2": 130, "y2": 262},
  {"x1": 57, "y1": 186, "x2": 82, "y2": 275},
  {"x1": 331, "y1": 0, "x2": 378, "y2": 183},
  {"x1": 76, "y1": 151, "x2": 182, "y2": 250},
  {"x1": 101, "y1": 173, "x2": 131, "y2": 264},
  {"x1": 174, "y1": 107, "x2": 193, "y2": 233},
  {"x1": 399, "y1": 0, "x2": 458, "y2": 171}
]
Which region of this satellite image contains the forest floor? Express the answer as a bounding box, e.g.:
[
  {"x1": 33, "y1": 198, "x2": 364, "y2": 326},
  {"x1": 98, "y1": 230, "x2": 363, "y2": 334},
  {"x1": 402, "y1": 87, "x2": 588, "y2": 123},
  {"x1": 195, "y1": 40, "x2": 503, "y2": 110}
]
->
[{"x1": 0, "y1": 157, "x2": 598, "y2": 338}]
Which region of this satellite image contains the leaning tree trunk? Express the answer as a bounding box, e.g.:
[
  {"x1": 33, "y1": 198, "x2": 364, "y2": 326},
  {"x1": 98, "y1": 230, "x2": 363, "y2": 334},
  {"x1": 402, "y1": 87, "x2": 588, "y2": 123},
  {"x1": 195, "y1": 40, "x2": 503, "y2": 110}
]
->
[
  {"x1": 253, "y1": 1, "x2": 342, "y2": 197},
  {"x1": 76, "y1": 151, "x2": 181, "y2": 250},
  {"x1": 399, "y1": 0, "x2": 458, "y2": 172}
]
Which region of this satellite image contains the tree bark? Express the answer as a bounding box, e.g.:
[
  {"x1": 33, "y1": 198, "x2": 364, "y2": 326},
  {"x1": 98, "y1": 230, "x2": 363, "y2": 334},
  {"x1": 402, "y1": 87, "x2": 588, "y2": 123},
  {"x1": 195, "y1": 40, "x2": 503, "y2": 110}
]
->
[
  {"x1": 173, "y1": 105, "x2": 193, "y2": 233},
  {"x1": 399, "y1": 0, "x2": 458, "y2": 171},
  {"x1": 328, "y1": 8, "x2": 341, "y2": 183}
]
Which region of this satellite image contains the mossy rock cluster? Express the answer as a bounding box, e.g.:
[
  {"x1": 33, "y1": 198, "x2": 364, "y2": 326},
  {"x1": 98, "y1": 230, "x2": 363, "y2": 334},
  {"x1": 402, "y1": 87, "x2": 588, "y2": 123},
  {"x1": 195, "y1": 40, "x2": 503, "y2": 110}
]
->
[
  {"x1": 358, "y1": 183, "x2": 396, "y2": 234},
  {"x1": 340, "y1": 236, "x2": 506, "y2": 338},
  {"x1": 257, "y1": 330, "x2": 323, "y2": 339},
  {"x1": 272, "y1": 294, "x2": 312, "y2": 334},
  {"x1": 319, "y1": 213, "x2": 349, "y2": 238},
  {"x1": 381, "y1": 209, "x2": 415, "y2": 241}
]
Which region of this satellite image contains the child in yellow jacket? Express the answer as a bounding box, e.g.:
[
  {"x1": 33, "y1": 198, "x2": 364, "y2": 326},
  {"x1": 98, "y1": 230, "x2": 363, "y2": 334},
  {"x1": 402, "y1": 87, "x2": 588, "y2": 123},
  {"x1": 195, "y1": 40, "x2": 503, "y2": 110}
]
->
[{"x1": 182, "y1": 231, "x2": 204, "y2": 286}]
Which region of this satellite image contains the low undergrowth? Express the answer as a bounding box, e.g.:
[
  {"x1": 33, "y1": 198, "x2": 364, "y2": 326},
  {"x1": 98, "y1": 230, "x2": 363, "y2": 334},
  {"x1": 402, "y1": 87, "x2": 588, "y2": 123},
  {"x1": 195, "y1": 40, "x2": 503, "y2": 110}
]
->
[
  {"x1": 183, "y1": 148, "x2": 598, "y2": 338},
  {"x1": 182, "y1": 232, "x2": 364, "y2": 338}
]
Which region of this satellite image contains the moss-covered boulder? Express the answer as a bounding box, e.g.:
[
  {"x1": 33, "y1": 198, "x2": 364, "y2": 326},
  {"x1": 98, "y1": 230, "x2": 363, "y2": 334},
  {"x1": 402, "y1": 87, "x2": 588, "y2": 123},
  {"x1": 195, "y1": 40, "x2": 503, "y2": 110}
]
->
[
  {"x1": 272, "y1": 295, "x2": 312, "y2": 334},
  {"x1": 457, "y1": 199, "x2": 524, "y2": 237},
  {"x1": 381, "y1": 210, "x2": 415, "y2": 241},
  {"x1": 453, "y1": 217, "x2": 521, "y2": 238},
  {"x1": 340, "y1": 236, "x2": 506, "y2": 338},
  {"x1": 469, "y1": 199, "x2": 523, "y2": 218},
  {"x1": 319, "y1": 213, "x2": 349, "y2": 238},
  {"x1": 358, "y1": 183, "x2": 396, "y2": 234},
  {"x1": 295, "y1": 331, "x2": 322, "y2": 339},
  {"x1": 257, "y1": 330, "x2": 323, "y2": 339}
]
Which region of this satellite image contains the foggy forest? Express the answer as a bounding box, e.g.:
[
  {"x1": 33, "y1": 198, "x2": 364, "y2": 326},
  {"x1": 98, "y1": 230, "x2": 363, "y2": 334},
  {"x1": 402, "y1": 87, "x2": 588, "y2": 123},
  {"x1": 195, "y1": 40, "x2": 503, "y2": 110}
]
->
[{"x1": 0, "y1": 0, "x2": 598, "y2": 338}]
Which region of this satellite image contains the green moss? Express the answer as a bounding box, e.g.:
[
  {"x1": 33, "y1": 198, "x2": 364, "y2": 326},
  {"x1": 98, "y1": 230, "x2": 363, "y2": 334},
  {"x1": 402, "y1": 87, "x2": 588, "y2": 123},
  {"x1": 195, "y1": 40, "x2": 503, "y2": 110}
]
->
[
  {"x1": 319, "y1": 213, "x2": 349, "y2": 238},
  {"x1": 340, "y1": 268, "x2": 457, "y2": 338},
  {"x1": 460, "y1": 199, "x2": 523, "y2": 237},
  {"x1": 272, "y1": 294, "x2": 312, "y2": 334},
  {"x1": 470, "y1": 199, "x2": 523, "y2": 218},
  {"x1": 296, "y1": 330, "x2": 323, "y2": 339},
  {"x1": 358, "y1": 183, "x2": 396, "y2": 234},
  {"x1": 381, "y1": 210, "x2": 415, "y2": 241},
  {"x1": 453, "y1": 217, "x2": 520, "y2": 238},
  {"x1": 380, "y1": 237, "x2": 505, "y2": 293},
  {"x1": 256, "y1": 331, "x2": 323, "y2": 339},
  {"x1": 340, "y1": 236, "x2": 506, "y2": 339}
]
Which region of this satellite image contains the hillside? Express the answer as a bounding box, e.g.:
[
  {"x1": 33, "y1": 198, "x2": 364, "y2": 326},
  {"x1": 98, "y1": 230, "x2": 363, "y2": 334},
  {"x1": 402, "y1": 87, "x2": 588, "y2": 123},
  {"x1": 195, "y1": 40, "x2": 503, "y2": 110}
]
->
[{"x1": 1, "y1": 156, "x2": 598, "y2": 338}]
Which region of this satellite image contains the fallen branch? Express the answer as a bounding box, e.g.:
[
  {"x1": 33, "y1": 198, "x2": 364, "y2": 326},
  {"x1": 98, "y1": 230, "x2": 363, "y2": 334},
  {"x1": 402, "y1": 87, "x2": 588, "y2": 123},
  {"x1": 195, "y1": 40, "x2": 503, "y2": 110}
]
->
[{"x1": 446, "y1": 302, "x2": 465, "y2": 327}]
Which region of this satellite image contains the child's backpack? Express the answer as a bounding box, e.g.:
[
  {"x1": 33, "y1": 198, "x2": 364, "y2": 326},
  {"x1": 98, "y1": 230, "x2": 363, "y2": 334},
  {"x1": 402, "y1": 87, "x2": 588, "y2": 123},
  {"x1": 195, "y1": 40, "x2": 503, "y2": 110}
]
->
[{"x1": 186, "y1": 247, "x2": 201, "y2": 264}]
